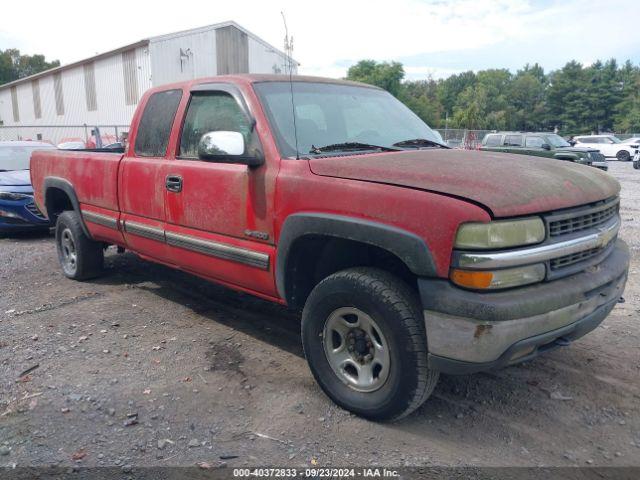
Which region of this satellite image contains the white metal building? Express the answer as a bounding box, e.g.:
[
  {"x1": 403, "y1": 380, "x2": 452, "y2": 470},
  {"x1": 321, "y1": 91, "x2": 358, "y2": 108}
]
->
[{"x1": 0, "y1": 21, "x2": 297, "y2": 145}]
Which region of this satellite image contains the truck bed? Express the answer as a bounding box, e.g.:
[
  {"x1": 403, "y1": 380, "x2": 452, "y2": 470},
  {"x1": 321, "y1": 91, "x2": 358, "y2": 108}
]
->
[{"x1": 31, "y1": 150, "x2": 124, "y2": 214}]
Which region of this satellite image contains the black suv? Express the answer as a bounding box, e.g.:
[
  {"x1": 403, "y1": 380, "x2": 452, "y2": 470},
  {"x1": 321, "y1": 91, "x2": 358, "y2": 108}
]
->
[{"x1": 480, "y1": 132, "x2": 608, "y2": 171}]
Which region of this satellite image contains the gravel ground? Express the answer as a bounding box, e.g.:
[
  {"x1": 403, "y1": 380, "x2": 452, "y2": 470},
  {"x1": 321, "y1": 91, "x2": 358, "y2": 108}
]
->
[{"x1": 0, "y1": 161, "x2": 639, "y2": 470}]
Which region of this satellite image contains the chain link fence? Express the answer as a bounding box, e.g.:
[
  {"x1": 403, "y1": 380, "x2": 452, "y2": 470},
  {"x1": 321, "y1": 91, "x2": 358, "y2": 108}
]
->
[
  {"x1": 433, "y1": 129, "x2": 493, "y2": 149},
  {"x1": 0, "y1": 125, "x2": 130, "y2": 148}
]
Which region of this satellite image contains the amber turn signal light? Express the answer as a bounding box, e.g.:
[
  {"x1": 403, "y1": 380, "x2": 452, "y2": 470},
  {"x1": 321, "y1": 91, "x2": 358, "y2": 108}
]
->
[{"x1": 450, "y1": 269, "x2": 494, "y2": 289}]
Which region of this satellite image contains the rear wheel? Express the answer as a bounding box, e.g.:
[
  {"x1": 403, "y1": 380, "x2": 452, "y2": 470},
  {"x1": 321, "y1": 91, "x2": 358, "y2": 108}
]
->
[
  {"x1": 301, "y1": 267, "x2": 439, "y2": 420},
  {"x1": 616, "y1": 150, "x2": 631, "y2": 161},
  {"x1": 55, "y1": 211, "x2": 103, "y2": 280}
]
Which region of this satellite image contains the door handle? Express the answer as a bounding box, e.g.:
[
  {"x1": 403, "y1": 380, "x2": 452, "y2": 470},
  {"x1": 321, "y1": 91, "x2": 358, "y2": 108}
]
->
[{"x1": 165, "y1": 175, "x2": 183, "y2": 193}]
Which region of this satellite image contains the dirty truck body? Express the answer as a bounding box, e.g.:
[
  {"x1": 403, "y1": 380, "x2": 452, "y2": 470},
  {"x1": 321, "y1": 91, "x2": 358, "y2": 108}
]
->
[{"x1": 31, "y1": 75, "x2": 629, "y2": 420}]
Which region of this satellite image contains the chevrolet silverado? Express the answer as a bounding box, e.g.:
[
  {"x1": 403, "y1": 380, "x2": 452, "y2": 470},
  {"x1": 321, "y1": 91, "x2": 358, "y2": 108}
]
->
[{"x1": 31, "y1": 75, "x2": 629, "y2": 420}]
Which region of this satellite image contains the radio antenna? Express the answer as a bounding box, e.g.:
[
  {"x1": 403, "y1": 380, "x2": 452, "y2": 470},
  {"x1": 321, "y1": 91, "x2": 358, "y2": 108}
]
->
[{"x1": 281, "y1": 11, "x2": 299, "y2": 159}]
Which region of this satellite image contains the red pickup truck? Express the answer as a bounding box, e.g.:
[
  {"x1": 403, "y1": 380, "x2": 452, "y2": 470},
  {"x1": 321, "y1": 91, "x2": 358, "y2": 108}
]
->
[{"x1": 31, "y1": 75, "x2": 629, "y2": 420}]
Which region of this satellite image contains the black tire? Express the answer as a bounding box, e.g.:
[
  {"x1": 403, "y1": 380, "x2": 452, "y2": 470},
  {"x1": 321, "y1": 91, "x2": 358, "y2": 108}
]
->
[
  {"x1": 55, "y1": 211, "x2": 103, "y2": 280},
  {"x1": 301, "y1": 267, "x2": 439, "y2": 420},
  {"x1": 616, "y1": 150, "x2": 631, "y2": 161}
]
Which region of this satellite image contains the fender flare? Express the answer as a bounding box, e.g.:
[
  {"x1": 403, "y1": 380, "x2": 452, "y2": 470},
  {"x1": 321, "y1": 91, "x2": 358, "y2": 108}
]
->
[
  {"x1": 275, "y1": 212, "x2": 438, "y2": 301},
  {"x1": 43, "y1": 177, "x2": 92, "y2": 238}
]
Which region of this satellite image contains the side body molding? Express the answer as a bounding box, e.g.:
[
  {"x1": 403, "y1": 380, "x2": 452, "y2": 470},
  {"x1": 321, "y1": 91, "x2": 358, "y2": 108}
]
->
[
  {"x1": 43, "y1": 177, "x2": 91, "y2": 238},
  {"x1": 276, "y1": 213, "x2": 437, "y2": 300}
]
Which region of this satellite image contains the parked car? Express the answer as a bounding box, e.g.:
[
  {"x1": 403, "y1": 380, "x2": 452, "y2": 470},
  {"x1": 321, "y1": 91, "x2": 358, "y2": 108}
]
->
[
  {"x1": 573, "y1": 134, "x2": 639, "y2": 161},
  {"x1": 480, "y1": 132, "x2": 608, "y2": 170},
  {"x1": 102, "y1": 142, "x2": 125, "y2": 151},
  {"x1": 57, "y1": 140, "x2": 86, "y2": 150},
  {"x1": 621, "y1": 136, "x2": 640, "y2": 145},
  {"x1": 0, "y1": 141, "x2": 55, "y2": 233},
  {"x1": 31, "y1": 75, "x2": 629, "y2": 420}
]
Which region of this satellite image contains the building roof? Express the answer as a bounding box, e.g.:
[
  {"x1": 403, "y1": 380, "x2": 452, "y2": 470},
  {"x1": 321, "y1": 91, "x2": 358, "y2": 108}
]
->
[{"x1": 0, "y1": 21, "x2": 298, "y2": 91}]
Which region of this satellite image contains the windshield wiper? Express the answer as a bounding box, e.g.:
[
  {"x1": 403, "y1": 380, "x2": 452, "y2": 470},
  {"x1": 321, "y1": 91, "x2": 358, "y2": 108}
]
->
[
  {"x1": 392, "y1": 138, "x2": 449, "y2": 149},
  {"x1": 309, "y1": 142, "x2": 400, "y2": 154}
]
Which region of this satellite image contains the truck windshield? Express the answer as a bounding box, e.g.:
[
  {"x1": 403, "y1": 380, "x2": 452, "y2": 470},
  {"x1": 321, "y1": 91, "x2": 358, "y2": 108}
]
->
[
  {"x1": 545, "y1": 134, "x2": 571, "y2": 148},
  {"x1": 0, "y1": 145, "x2": 54, "y2": 171},
  {"x1": 253, "y1": 82, "x2": 444, "y2": 158}
]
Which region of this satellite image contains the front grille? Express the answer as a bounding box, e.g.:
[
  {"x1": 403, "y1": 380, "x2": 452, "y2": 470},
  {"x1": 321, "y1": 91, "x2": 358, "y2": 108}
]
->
[
  {"x1": 550, "y1": 247, "x2": 602, "y2": 270},
  {"x1": 548, "y1": 200, "x2": 618, "y2": 237},
  {"x1": 25, "y1": 202, "x2": 46, "y2": 219},
  {"x1": 590, "y1": 152, "x2": 606, "y2": 162}
]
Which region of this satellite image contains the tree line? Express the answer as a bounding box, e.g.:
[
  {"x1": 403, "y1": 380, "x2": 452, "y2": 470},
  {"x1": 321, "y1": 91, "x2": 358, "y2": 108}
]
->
[
  {"x1": 0, "y1": 49, "x2": 60, "y2": 86},
  {"x1": 346, "y1": 59, "x2": 640, "y2": 135},
  {"x1": 2, "y1": 47, "x2": 638, "y2": 135}
]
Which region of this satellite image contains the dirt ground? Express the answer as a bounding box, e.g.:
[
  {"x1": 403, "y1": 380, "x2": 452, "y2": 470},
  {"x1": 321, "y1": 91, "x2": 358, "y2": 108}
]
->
[{"x1": 1, "y1": 161, "x2": 639, "y2": 470}]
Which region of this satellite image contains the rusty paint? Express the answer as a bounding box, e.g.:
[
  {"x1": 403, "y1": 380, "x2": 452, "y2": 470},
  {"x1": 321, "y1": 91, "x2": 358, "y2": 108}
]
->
[
  {"x1": 308, "y1": 149, "x2": 620, "y2": 218},
  {"x1": 29, "y1": 74, "x2": 622, "y2": 303},
  {"x1": 474, "y1": 324, "x2": 493, "y2": 339}
]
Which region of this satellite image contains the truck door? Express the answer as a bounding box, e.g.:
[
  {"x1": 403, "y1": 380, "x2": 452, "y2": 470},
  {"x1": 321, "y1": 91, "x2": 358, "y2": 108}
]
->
[
  {"x1": 503, "y1": 134, "x2": 523, "y2": 154},
  {"x1": 523, "y1": 135, "x2": 546, "y2": 157},
  {"x1": 119, "y1": 89, "x2": 182, "y2": 264},
  {"x1": 163, "y1": 84, "x2": 277, "y2": 298}
]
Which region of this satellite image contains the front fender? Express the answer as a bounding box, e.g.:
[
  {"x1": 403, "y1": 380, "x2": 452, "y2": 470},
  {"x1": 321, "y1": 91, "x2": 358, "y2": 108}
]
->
[{"x1": 275, "y1": 212, "x2": 437, "y2": 300}]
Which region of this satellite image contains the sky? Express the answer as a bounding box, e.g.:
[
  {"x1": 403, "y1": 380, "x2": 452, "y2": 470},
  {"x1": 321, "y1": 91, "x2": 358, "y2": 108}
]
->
[{"x1": 1, "y1": 0, "x2": 639, "y2": 80}]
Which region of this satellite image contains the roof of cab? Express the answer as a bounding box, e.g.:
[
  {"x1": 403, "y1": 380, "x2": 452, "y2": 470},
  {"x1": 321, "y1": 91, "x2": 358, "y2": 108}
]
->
[{"x1": 146, "y1": 74, "x2": 382, "y2": 95}]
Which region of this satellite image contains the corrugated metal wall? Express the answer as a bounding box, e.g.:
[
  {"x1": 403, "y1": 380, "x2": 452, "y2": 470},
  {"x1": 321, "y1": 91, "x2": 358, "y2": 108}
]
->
[
  {"x1": 149, "y1": 29, "x2": 218, "y2": 86},
  {"x1": 216, "y1": 25, "x2": 249, "y2": 75},
  {"x1": 0, "y1": 44, "x2": 150, "y2": 145},
  {"x1": 0, "y1": 23, "x2": 291, "y2": 144}
]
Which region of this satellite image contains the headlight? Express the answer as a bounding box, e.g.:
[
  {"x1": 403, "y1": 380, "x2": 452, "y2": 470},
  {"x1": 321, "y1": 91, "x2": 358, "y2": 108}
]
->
[
  {"x1": 0, "y1": 192, "x2": 31, "y2": 201},
  {"x1": 450, "y1": 264, "x2": 546, "y2": 290},
  {"x1": 454, "y1": 217, "x2": 545, "y2": 250}
]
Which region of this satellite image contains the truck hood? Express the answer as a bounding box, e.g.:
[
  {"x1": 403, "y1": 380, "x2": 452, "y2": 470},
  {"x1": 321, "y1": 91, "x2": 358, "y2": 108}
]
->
[
  {"x1": 0, "y1": 169, "x2": 31, "y2": 187},
  {"x1": 556, "y1": 146, "x2": 599, "y2": 153},
  {"x1": 308, "y1": 149, "x2": 620, "y2": 217}
]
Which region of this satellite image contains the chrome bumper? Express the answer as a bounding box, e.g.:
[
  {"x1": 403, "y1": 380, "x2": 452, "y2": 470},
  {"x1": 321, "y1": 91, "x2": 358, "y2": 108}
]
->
[
  {"x1": 424, "y1": 272, "x2": 625, "y2": 365},
  {"x1": 420, "y1": 240, "x2": 629, "y2": 373}
]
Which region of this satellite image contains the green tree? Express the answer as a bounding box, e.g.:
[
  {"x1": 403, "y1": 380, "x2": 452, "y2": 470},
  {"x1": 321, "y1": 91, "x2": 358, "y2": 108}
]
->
[
  {"x1": 436, "y1": 71, "x2": 476, "y2": 118},
  {"x1": 547, "y1": 61, "x2": 590, "y2": 134},
  {"x1": 451, "y1": 84, "x2": 489, "y2": 129},
  {"x1": 0, "y1": 48, "x2": 60, "y2": 85},
  {"x1": 614, "y1": 74, "x2": 640, "y2": 132},
  {"x1": 510, "y1": 64, "x2": 548, "y2": 130},
  {"x1": 398, "y1": 78, "x2": 442, "y2": 126},
  {"x1": 346, "y1": 60, "x2": 405, "y2": 97},
  {"x1": 613, "y1": 61, "x2": 640, "y2": 132},
  {"x1": 346, "y1": 58, "x2": 639, "y2": 134}
]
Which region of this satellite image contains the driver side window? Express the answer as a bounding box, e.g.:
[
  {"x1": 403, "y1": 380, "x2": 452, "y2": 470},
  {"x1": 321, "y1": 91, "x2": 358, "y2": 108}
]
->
[{"x1": 179, "y1": 92, "x2": 252, "y2": 158}]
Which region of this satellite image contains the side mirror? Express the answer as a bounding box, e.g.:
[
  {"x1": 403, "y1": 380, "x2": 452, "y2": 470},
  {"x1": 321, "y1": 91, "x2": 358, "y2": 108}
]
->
[
  {"x1": 197, "y1": 131, "x2": 264, "y2": 167},
  {"x1": 541, "y1": 143, "x2": 551, "y2": 150}
]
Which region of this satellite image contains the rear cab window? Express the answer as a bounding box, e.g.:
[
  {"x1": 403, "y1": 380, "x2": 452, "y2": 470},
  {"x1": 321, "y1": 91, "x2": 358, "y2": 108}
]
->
[{"x1": 134, "y1": 89, "x2": 183, "y2": 157}]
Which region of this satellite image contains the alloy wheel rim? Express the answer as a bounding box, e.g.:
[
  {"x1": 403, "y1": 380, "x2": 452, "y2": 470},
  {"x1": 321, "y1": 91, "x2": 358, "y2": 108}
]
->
[{"x1": 322, "y1": 307, "x2": 390, "y2": 392}]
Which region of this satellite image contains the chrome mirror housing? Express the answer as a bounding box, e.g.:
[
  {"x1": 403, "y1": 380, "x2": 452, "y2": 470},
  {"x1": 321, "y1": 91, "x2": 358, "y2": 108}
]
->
[{"x1": 198, "y1": 131, "x2": 245, "y2": 158}]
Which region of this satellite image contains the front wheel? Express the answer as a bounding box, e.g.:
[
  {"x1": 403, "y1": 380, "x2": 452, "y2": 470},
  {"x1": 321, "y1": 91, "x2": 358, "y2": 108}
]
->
[
  {"x1": 55, "y1": 211, "x2": 104, "y2": 280},
  {"x1": 301, "y1": 267, "x2": 439, "y2": 420},
  {"x1": 616, "y1": 150, "x2": 631, "y2": 161}
]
